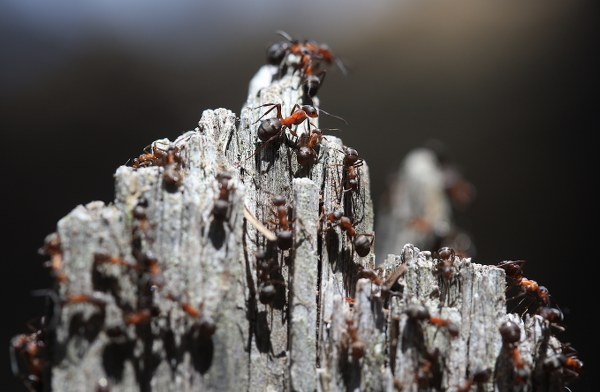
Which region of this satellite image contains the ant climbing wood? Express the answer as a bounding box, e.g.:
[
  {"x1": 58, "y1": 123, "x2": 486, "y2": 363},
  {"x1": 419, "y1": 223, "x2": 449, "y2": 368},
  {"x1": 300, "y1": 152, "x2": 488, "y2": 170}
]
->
[{"x1": 325, "y1": 209, "x2": 373, "y2": 257}]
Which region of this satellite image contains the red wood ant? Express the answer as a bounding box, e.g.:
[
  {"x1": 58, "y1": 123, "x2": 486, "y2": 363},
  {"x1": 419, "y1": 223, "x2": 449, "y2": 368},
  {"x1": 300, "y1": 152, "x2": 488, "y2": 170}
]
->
[
  {"x1": 543, "y1": 343, "x2": 583, "y2": 383},
  {"x1": 255, "y1": 247, "x2": 284, "y2": 305},
  {"x1": 39, "y1": 232, "x2": 66, "y2": 283},
  {"x1": 342, "y1": 318, "x2": 365, "y2": 360},
  {"x1": 415, "y1": 348, "x2": 441, "y2": 388},
  {"x1": 269, "y1": 195, "x2": 294, "y2": 251},
  {"x1": 272, "y1": 31, "x2": 347, "y2": 79},
  {"x1": 167, "y1": 294, "x2": 217, "y2": 337},
  {"x1": 295, "y1": 128, "x2": 325, "y2": 166},
  {"x1": 131, "y1": 142, "x2": 184, "y2": 191},
  {"x1": 497, "y1": 260, "x2": 551, "y2": 314},
  {"x1": 537, "y1": 306, "x2": 565, "y2": 333},
  {"x1": 10, "y1": 330, "x2": 46, "y2": 392},
  {"x1": 212, "y1": 173, "x2": 234, "y2": 221},
  {"x1": 93, "y1": 252, "x2": 165, "y2": 291},
  {"x1": 341, "y1": 147, "x2": 363, "y2": 192},
  {"x1": 325, "y1": 210, "x2": 373, "y2": 257},
  {"x1": 254, "y1": 103, "x2": 319, "y2": 142},
  {"x1": 404, "y1": 304, "x2": 459, "y2": 338},
  {"x1": 499, "y1": 320, "x2": 529, "y2": 384},
  {"x1": 434, "y1": 247, "x2": 458, "y2": 305}
]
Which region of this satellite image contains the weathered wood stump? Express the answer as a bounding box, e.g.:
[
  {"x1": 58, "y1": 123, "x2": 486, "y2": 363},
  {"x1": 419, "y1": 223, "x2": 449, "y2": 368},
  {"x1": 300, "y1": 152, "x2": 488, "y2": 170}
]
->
[{"x1": 17, "y1": 61, "x2": 571, "y2": 392}]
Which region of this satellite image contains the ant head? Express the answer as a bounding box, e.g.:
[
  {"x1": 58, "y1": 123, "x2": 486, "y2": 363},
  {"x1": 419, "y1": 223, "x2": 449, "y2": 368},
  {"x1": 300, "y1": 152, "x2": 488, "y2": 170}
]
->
[
  {"x1": 538, "y1": 307, "x2": 563, "y2": 323},
  {"x1": 301, "y1": 105, "x2": 319, "y2": 118},
  {"x1": 266, "y1": 41, "x2": 290, "y2": 65},
  {"x1": 446, "y1": 322, "x2": 460, "y2": 338},
  {"x1": 499, "y1": 320, "x2": 521, "y2": 345},
  {"x1": 272, "y1": 195, "x2": 286, "y2": 206},
  {"x1": 332, "y1": 210, "x2": 343, "y2": 220},
  {"x1": 344, "y1": 147, "x2": 359, "y2": 165},
  {"x1": 217, "y1": 172, "x2": 233, "y2": 183},
  {"x1": 497, "y1": 260, "x2": 525, "y2": 278},
  {"x1": 436, "y1": 247, "x2": 455, "y2": 262},
  {"x1": 405, "y1": 304, "x2": 430, "y2": 321},
  {"x1": 297, "y1": 146, "x2": 316, "y2": 166}
]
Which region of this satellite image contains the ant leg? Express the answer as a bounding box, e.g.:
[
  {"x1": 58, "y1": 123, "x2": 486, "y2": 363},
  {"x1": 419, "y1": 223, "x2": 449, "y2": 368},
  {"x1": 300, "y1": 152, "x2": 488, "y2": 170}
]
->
[
  {"x1": 288, "y1": 103, "x2": 301, "y2": 117},
  {"x1": 253, "y1": 103, "x2": 282, "y2": 123}
]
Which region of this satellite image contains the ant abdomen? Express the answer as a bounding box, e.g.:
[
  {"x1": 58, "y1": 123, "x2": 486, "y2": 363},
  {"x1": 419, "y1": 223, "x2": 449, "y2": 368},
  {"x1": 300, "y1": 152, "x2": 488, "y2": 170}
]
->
[
  {"x1": 257, "y1": 118, "x2": 282, "y2": 142},
  {"x1": 354, "y1": 235, "x2": 372, "y2": 257},
  {"x1": 259, "y1": 283, "x2": 277, "y2": 305},
  {"x1": 276, "y1": 230, "x2": 293, "y2": 251}
]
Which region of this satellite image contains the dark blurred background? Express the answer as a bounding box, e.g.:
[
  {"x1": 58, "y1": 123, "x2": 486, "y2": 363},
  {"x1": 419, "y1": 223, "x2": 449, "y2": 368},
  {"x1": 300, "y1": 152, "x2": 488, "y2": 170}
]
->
[{"x1": 1, "y1": 1, "x2": 596, "y2": 390}]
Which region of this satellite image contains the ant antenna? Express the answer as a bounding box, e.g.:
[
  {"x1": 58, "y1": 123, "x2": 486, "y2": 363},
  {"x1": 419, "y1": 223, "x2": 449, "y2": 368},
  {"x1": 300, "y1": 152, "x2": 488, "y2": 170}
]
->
[
  {"x1": 275, "y1": 30, "x2": 295, "y2": 43},
  {"x1": 317, "y1": 107, "x2": 349, "y2": 125}
]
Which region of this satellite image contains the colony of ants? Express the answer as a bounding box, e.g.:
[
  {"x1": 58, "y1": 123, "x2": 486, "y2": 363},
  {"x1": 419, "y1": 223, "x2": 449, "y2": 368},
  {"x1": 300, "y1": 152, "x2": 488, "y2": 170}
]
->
[
  {"x1": 495, "y1": 259, "x2": 583, "y2": 388},
  {"x1": 11, "y1": 32, "x2": 374, "y2": 390},
  {"x1": 12, "y1": 31, "x2": 584, "y2": 392}
]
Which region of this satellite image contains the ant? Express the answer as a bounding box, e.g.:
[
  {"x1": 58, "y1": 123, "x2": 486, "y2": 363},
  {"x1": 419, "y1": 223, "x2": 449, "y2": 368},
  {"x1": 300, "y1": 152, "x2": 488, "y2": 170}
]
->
[
  {"x1": 434, "y1": 247, "x2": 459, "y2": 304},
  {"x1": 161, "y1": 145, "x2": 184, "y2": 191},
  {"x1": 499, "y1": 320, "x2": 529, "y2": 384},
  {"x1": 10, "y1": 329, "x2": 46, "y2": 392},
  {"x1": 497, "y1": 260, "x2": 550, "y2": 314},
  {"x1": 325, "y1": 210, "x2": 373, "y2": 257},
  {"x1": 39, "y1": 232, "x2": 66, "y2": 283},
  {"x1": 123, "y1": 305, "x2": 160, "y2": 326},
  {"x1": 93, "y1": 252, "x2": 165, "y2": 291},
  {"x1": 543, "y1": 343, "x2": 583, "y2": 384},
  {"x1": 295, "y1": 128, "x2": 325, "y2": 167},
  {"x1": 415, "y1": 348, "x2": 441, "y2": 389},
  {"x1": 271, "y1": 31, "x2": 347, "y2": 80},
  {"x1": 537, "y1": 306, "x2": 565, "y2": 333},
  {"x1": 167, "y1": 294, "x2": 217, "y2": 338},
  {"x1": 254, "y1": 103, "x2": 318, "y2": 143},
  {"x1": 255, "y1": 247, "x2": 285, "y2": 305},
  {"x1": 130, "y1": 142, "x2": 184, "y2": 191},
  {"x1": 268, "y1": 195, "x2": 294, "y2": 251},
  {"x1": 457, "y1": 368, "x2": 491, "y2": 392},
  {"x1": 341, "y1": 147, "x2": 363, "y2": 192},
  {"x1": 212, "y1": 173, "x2": 234, "y2": 221},
  {"x1": 341, "y1": 318, "x2": 365, "y2": 360},
  {"x1": 404, "y1": 304, "x2": 460, "y2": 338},
  {"x1": 292, "y1": 127, "x2": 341, "y2": 167}
]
